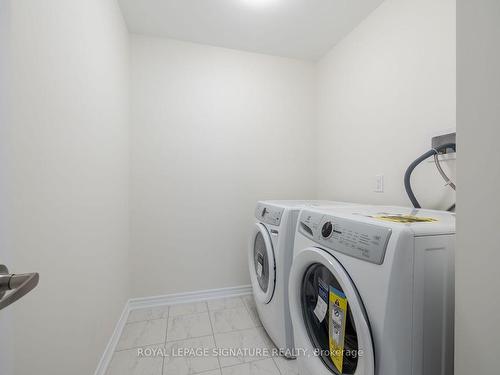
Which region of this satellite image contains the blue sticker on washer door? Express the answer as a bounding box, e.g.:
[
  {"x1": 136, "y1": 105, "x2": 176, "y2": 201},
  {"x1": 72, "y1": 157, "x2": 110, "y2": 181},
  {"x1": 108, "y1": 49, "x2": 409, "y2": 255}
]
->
[{"x1": 313, "y1": 278, "x2": 329, "y2": 322}]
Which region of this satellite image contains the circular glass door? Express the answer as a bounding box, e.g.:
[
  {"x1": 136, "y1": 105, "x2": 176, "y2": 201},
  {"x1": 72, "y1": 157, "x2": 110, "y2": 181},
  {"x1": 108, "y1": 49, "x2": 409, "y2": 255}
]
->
[
  {"x1": 302, "y1": 264, "x2": 359, "y2": 374},
  {"x1": 248, "y1": 223, "x2": 276, "y2": 303},
  {"x1": 288, "y1": 247, "x2": 375, "y2": 375}
]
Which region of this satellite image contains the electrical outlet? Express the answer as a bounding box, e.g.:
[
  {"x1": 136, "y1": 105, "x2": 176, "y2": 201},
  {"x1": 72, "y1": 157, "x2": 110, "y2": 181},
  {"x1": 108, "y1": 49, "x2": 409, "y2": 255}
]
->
[{"x1": 374, "y1": 175, "x2": 384, "y2": 193}]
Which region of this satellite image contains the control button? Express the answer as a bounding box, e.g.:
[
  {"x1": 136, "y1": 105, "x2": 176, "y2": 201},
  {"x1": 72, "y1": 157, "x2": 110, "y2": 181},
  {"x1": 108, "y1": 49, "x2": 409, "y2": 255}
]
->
[{"x1": 321, "y1": 222, "x2": 333, "y2": 238}]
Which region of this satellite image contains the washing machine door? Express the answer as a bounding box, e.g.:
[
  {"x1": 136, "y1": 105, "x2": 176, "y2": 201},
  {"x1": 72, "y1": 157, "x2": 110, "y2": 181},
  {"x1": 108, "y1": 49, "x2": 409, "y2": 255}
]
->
[
  {"x1": 248, "y1": 223, "x2": 276, "y2": 304},
  {"x1": 289, "y1": 247, "x2": 375, "y2": 375}
]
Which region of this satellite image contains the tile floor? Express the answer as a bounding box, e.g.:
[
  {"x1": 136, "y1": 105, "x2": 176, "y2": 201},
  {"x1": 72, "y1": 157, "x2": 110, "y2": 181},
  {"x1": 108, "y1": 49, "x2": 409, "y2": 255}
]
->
[{"x1": 106, "y1": 295, "x2": 299, "y2": 375}]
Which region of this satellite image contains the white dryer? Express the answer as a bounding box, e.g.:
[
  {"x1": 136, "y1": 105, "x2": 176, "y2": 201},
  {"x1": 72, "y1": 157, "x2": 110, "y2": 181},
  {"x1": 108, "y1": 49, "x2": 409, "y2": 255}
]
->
[
  {"x1": 249, "y1": 200, "x2": 355, "y2": 358},
  {"x1": 289, "y1": 205, "x2": 455, "y2": 375}
]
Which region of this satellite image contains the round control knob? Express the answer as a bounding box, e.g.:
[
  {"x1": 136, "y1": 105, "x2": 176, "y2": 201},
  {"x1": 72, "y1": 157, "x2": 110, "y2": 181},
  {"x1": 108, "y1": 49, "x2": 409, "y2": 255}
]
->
[{"x1": 321, "y1": 221, "x2": 333, "y2": 238}]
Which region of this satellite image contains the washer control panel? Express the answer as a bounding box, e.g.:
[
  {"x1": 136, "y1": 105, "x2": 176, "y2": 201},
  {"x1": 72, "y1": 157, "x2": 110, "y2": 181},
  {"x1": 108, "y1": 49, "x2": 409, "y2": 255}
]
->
[
  {"x1": 255, "y1": 204, "x2": 284, "y2": 226},
  {"x1": 299, "y1": 211, "x2": 392, "y2": 264}
]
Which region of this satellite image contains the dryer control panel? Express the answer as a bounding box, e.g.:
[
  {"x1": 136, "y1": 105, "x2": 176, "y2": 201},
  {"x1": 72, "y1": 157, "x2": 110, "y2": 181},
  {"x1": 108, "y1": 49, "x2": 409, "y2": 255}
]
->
[
  {"x1": 255, "y1": 204, "x2": 284, "y2": 226},
  {"x1": 299, "y1": 211, "x2": 392, "y2": 264}
]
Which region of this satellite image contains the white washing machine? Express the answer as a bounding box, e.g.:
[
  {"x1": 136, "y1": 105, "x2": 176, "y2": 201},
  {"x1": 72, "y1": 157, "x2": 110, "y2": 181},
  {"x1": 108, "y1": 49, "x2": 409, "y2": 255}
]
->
[
  {"x1": 248, "y1": 200, "x2": 355, "y2": 358},
  {"x1": 289, "y1": 205, "x2": 455, "y2": 375}
]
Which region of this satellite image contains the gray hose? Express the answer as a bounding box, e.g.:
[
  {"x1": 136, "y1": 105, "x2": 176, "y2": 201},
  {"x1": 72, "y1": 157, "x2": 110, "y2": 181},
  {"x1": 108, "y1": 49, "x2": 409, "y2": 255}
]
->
[{"x1": 404, "y1": 143, "x2": 456, "y2": 209}]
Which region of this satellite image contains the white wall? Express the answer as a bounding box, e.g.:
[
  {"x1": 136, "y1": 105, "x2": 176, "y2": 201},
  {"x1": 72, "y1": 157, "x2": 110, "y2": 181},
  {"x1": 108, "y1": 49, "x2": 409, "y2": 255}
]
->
[
  {"x1": 456, "y1": 1, "x2": 500, "y2": 373},
  {"x1": 0, "y1": 1, "x2": 130, "y2": 374},
  {"x1": 316, "y1": 0, "x2": 456, "y2": 210},
  {"x1": 130, "y1": 35, "x2": 317, "y2": 297},
  {"x1": 0, "y1": 4, "x2": 13, "y2": 373}
]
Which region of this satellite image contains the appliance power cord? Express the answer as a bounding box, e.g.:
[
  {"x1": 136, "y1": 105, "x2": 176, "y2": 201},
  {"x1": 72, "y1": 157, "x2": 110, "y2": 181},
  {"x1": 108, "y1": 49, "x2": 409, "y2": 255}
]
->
[{"x1": 433, "y1": 152, "x2": 456, "y2": 190}]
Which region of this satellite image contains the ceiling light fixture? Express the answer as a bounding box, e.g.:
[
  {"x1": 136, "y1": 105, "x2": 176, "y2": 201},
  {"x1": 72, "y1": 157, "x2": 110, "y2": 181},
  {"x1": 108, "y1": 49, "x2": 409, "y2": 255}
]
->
[{"x1": 242, "y1": 0, "x2": 280, "y2": 8}]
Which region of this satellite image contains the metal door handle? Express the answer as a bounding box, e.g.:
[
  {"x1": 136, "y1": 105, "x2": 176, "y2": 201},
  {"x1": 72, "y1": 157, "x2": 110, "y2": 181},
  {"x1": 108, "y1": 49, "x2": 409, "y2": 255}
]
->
[{"x1": 0, "y1": 265, "x2": 39, "y2": 311}]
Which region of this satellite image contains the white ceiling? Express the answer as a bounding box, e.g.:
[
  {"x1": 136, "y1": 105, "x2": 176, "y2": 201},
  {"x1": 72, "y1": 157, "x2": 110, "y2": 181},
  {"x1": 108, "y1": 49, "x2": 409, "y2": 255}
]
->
[{"x1": 118, "y1": 0, "x2": 384, "y2": 61}]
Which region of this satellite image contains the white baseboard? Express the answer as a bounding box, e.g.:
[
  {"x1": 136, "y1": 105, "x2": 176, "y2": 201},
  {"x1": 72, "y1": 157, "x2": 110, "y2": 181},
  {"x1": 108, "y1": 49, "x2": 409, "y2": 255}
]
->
[
  {"x1": 94, "y1": 302, "x2": 130, "y2": 375},
  {"x1": 128, "y1": 284, "x2": 252, "y2": 311},
  {"x1": 94, "y1": 284, "x2": 252, "y2": 375}
]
